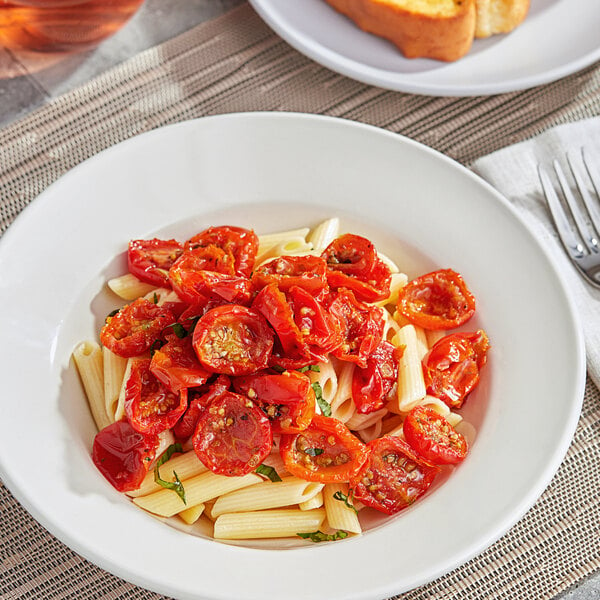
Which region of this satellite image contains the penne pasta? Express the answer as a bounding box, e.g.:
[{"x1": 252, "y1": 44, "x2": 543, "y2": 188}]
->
[
  {"x1": 299, "y1": 490, "x2": 324, "y2": 511},
  {"x1": 329, "y1": 360, "x2": 356, "y2": 423},
  {"x1": 178, "y1": 503, "x2": 205, "y2": 525},
  {"x1": 310, "y1": 360, "x2": 338, "y2": 409},
  {"x1": 102, "y1": 346, "x2": 127, "y2": 423},
  {"x1": 307, "y1": 218, "x2": 339, "y2": 253},
  {"x1": 213, "y1": 508, "x2": 326, "y2": 540},
  {"x1": 211, "y1": 477, "x2": 324, "y2": 517},
  {"x1": 107, "y1": 273, "x2": 156, "y2": 300},
  {"x1": 133, "y1": 472, "x2": 262, "y2": 518},
  {"x1": 324, "y1": 483, "x2": 361, "y2": 534},
  {"x1": 389, "y1": 324, "x2": 427, "y2": 414},
  {"x1": 73, "y1": 341, "x2": 111, "y2": 431}
]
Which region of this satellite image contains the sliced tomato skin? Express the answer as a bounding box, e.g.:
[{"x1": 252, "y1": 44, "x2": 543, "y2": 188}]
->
[
  {"x1": 403, "y1": 406, "x2": 468, "y2": 465},
  {"x1": 192, "y1": 305, "x2": 274, "y2": 376},
  {"x1": 100, "y1": 298, "x2": 176, "y2": 358},
  {"x1": 92, "y1": 420, "x2": 159, "y2": 492},
  {"x1": 252, "y1": 283, "x2": 308, "y2": 358},
  {"x1": 124, "y1": 358, "x2": 188, "y2": 435},
  {"x1": 279, "y1": 415, "x2": 368, "y2": 483},
  {"x1": 149, "y1": 333, "x2": 210, "y2": 393},
  {"x1": 128, "y1": 238, "x2": 184, "y2": 287},
  {"x1": 185, "y1": 226, "x2": 258, "y2": 278},
  {"x1": 173, "y1": 375, "x2": 231, "y2": 440},
  {"x1": 423, "y1": 330, "x2": 490, "y2": 408},
  {"x1": 397, "y1": 269, "x2": 476, "y2": 330},
  {"x1": 233, "y1": 370, "x2": 315, "y2": 433},
  {"x1": 251, "y1": 255, "x2": 328, "y2": 298},
  {"x1": 350, "y1": 435, "x2": 440, "y2": 515},
  {"x1": 328, "y1": 289, "x2": 384, "y2": 368},
  {"x1": 321, "y1": 233, "x2": 376, "y2": 277},
  {"x1": 192, "y1": 391, "x2": 272, "y2": 476},
  {"x1": 352, "y1": 340, "x2": 398, "y2": 414}
]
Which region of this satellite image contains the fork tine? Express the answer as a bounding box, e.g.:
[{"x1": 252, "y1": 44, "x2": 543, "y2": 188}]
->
[
  {"x1": 538, "y1": 164, "x2": 585, "y2": 259},
  {"x1": 566, "y1": 150, "x2": 600, "y2": 253},
  {"x1": 553, "y1": 158, "x2": 596, "y2": 254}
]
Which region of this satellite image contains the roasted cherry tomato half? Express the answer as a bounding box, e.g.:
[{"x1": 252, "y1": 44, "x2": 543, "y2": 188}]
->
[
  {"x1": 185, "y1": 225, "x2": 258, "y2": 278},
  {"x1": 233, "y1": 370, "x2": 315, "y2": 433},
  {"x1": 128, "y1": 238, "x2": 184, "y2": 287},
  {"x1": 423, "y1": 330, "x2": 489, "y2": 408},
  {"x1": 92, "y1": 420, "x2": 159, "y2": 492},
  {"x1": 321, "y1": 233, "x2": 377, "y2": 277},
  {"x1": 170, "y1": 244, "x2": 235, "y2": 277},
  {"x1": 322, "y1": 234, "x2": 392, "y2": 302},
  {"x1": 100, "y1": 298, "x2": 176, "y2": 358},
  {"x1": 192, "y1": 305, "x2": 274, "y2": 376},
  {"x1": 352, "y1": 340, "x2": 398, "y2": 414},
  {"x1": 124, "y1": 358, "x2": 188, "y2": 435},
  {"x1": 173, "y1": 375, "x2": 230, "y2": 440},
  {"x1": 403, "y1": 405, "x2": 468, "y2": 465},
  {"x1": 280, "y1": 414, "x2": 368, "y2": 483},
  {"x1": 350, "y1": 435, "x2": 439, "y2": 515},
  {"x1": 397, "y1": 269, "x2": 476, "y2": 330},
  {"x1": 150, "y1": 333, "x2": 210, "y2": 393},
  {"x1": 192, "y1": 391, "x2": 272, "y2": 476},
  {"x1": 251, "y1": 255, "x2": 328, "y2": 298},
  {"x1": 328, "y1": 289, "x2": 384, "y2": 368},
  {"x1": 252, "y1": 283, "x2": 308, "y2": 358}
]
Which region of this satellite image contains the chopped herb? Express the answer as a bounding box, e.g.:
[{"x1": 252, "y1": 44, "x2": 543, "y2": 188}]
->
[
  {"x1": 297, "y1": 365, "x2": 320, "y2": 373},
  {"x1": 154, "y1": 443, "x2": 186, "y2": 505},
  {"x1": 312, "y1": 381, "x2": 331, "y2": 417},
  {"x1": 333, "y1": 490, "x2": 358, "y2": 514},
  {"x1": 271, "y1": 365, "x2": 285, "y2": 373},
  {"x1": 152, "y1": 292, "x2": 159, "y2": 304},
  {"x1": 297, "y1": 530, "x2": 349, "y2": 543},
  {"x1": 255, "y1": 464, "x2": 282, "y2": 482},
  {"x1": 149, "y1": 338, "x2": 164, "y2": 356},
  {"x1": 106, "y1": 308, "x2": 120, "y2": 321},
  {"x1": 171, "y1": 322, "x2": 187, "y2": 338},
  {"x1": 304, "y1": 447, "x2": 324, "y2": 456}
]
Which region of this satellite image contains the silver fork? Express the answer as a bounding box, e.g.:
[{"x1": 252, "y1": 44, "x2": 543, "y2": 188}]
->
[{"x1": 538, "y1": 148, "x2": 600, "y2": 289}]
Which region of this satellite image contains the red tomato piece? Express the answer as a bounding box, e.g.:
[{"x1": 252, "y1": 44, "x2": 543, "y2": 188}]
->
[
  {"x1": 279, "y1": 414, "x2": 368, "y2": 483},
  {"x1": 352, "y1": 340, "x2": 398, "y2": 414},
  {"x1": 349, "y1": 435, "x2": 440, "y2": 515},
  {"x1": 149, "y1": 333, "x2": 210, "y2": 393},
  {"x1": 100, "y1": 298, "x2": 176, "y2": 358},
  {"x1": 251, "y1": 255, "x2": 328, "y2": 298},
  {"x1": 322, "y1": 234, "x2": 392, "y2": 302},
  {"x1": 171, "y1": 269, "x2": 252, "y2": 306},
  {"x1": 321, "y1": 233, "x2": 377, "y2": 277},
  {"x1": 170, "y1": 244, "x2": 235, "y2": 277},
  {"x1": 397, "y1": 269, "x2": 476, "y2": 330},
  {"x1": 403, "y1": 405, "x2": 468, "y2": 465},
  {"x1": 422, "y1": 330, "x2": 490, "y2": 408},
  {"x1": 128, "y1": 238, "x2": 184, "y2": 287},
  {"x1": 124, "y1": 358, "x2": 188, "y2": 435},
  {"x1": 328, "y1": 289, "x2": 384, "y2": 369},
  {"x1": 192, "y1": 391, "x2": 272, "y2": 476},
  {"x1": 233, "y1": 370, "x2": 315, "y2": 433},
  {"x1": 92, "y1": 420, "x2": 159, "y2": 492},
  {"x1": 192, "y1": 305, "x2": 274, "y2": 376},
  {"x1": 252, "y1": 283, "x2": 309, "y2": 358},
  {"x1": 173, "y1": 375, "x2": 230, "y2": 440},
  {"x1": 287, "y1": 286, "x2": 343, "y2": 355},
  {"x1": 185, "y1": 225, "x2": 258, "y2": 278}
]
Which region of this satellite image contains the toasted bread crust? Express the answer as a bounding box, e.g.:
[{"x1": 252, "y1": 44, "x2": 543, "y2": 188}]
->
[
  {"x1": 325, "y1": 0, "x2": 476, "y2": 62},
  {"x1": 474, "y1": 0, "x2": 530, "y2": 37}
]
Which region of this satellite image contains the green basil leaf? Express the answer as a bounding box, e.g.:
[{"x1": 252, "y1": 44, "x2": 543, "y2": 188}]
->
[
  {"x1": 171, "y1": 322, "x2": 188, "y2": 338},
  {"x1": 297, "y1": 530, "x2": 349, "y2": 543},
  {"x1": 297, "y1": 365, "x2": 320, "y2": 373},
  {"x1": 154, "y1": 443, "x2": 186, "y2": 505},
  {"x1": 304, "y1": 447, "x2": 324, "y2": 456},
  {"x1": 312, "y1": 381, "x2": 331, "y2": 417},
  {"x1": 333, "y1": 490, "x2": 358, "y2": 514},
  {"x1": 255, "y1": 464, "x2": 282, "y2": 482}
]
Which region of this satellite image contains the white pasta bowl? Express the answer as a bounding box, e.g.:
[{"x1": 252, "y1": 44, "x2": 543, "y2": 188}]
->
[{"x1": 0, "y1": 113, "x2": 585, "y2": 599}]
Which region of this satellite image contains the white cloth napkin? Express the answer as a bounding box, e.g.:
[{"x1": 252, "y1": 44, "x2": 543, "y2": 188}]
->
[{"x1": 471, "y1": 117, "x2": 600, "y2": 389}]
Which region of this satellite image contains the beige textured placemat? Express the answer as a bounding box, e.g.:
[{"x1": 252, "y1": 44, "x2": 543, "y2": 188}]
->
[{"x1": 1, "y1": 4, "x2": 599, "y2": 599}]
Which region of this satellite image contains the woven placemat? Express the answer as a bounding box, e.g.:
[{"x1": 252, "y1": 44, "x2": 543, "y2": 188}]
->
[{"x1": 1, "y1": 4, "x2": 599, "y2": 599}]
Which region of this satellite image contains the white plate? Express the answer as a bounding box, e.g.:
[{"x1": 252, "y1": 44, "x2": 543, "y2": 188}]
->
[
  {"x1": 249, "y1": 0, "x2": 600, "y2": 96},
  {"x1": 0, "y1": 113, "x2": 585, "y2": 599}
]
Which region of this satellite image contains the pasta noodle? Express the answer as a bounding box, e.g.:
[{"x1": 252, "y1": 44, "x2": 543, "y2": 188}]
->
[
  {"x1": 329, "y1": 360, "x2": 356, "y2": 424},
  {"x1": 107, "y1": 273, "x2": 156, "y2": 300},
  {"x1": 323, "y1": 483, "x2": 361, "y2": 534},
  {"x1": 102, "y1": 346, "x2": 127, "y2": 423},
  {"x1": 307, "y1": 217, "x2": 339, "y2": 253}
]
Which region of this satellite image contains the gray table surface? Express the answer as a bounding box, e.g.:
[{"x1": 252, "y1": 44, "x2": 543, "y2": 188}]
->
[{"x1": 0, "y1": 1, "x2": 598, "y2": 598}]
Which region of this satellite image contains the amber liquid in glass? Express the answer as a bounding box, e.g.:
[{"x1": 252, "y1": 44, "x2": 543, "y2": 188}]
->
[{"x1": 0, "y1": 0, "x2": 145, "y2": 52}]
